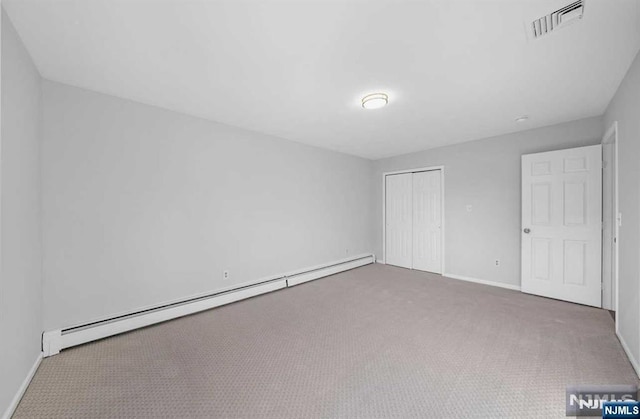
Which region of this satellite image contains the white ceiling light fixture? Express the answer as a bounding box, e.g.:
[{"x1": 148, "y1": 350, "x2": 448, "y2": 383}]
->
[
  {"x1": 516, "y1": 115, "x2": 530, "y2": 123},
  {"x1": 362, "y1": 93, "x2": 389, "y2": 110}
]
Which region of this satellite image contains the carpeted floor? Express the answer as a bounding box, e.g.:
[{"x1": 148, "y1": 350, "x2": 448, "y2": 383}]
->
[{"x1": 14, "y1": 264, "x2": 638, "y2": 418}]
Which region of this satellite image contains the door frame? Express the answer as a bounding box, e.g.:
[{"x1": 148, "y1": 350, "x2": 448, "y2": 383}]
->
[
  {"x1": 602, "y1": 122, "x2": 619, "y2": 325},
  {"x1": 382, "y1": 165, "x2": 445, "y2": 273}
]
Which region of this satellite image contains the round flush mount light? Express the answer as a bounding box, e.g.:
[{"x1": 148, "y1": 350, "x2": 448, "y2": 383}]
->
[
  {"x1": 362, "y1": 93, "x2": 389, "y2": 110},
  {"x1": 515, "y1": 115, "x2": 529, "y2": 123}
]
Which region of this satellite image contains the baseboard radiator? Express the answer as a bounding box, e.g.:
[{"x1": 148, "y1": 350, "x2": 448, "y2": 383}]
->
[{"x1": 42, "y1": 254, "x2": 374, "y2": 357}]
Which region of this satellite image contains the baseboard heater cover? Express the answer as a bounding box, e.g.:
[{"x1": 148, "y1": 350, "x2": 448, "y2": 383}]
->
[
  {"x1": 42, "y1": 254, "x2": 374, "y2": 357},
  {"x1": 286, "y1": 255, "x2": 374, "y2": 287}
]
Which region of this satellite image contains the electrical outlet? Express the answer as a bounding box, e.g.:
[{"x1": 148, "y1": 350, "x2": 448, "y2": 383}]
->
[
  {"x1": 466, "y1": 204, "x2": 473, "y2": 212},
  {"x1": 223, "y1": 270, "x2": 230, "y2": 280},
  {"x1": 495, "y1": 260, "x2": 500, "y2": 267}
]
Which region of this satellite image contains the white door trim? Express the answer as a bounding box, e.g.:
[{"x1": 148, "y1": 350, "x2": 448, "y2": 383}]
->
[
  {"x1": 382, "y1": 165, "x2": 445, "y2": 273},
  {"x1": 602, "y1": 121, "x2": 619, "y2": 327}
]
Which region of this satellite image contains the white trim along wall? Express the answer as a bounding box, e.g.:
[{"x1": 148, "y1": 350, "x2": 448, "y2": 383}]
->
[
  {"x1": 601, "y1": 122, "x2": 619, "y2": 320},
  {"x1": 601, "y1": 123, "x2": 639, "y2": 380},
  {"x1": 1, "y1": 353, "x2": 42, "y2": 419}
]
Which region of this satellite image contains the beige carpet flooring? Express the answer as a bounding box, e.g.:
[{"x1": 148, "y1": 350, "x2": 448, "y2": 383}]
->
[{"x1": 14, "y1": 264, "x2": 638, "y2": 418}]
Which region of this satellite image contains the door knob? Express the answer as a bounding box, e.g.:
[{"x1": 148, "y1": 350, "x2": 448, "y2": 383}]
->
[{"x1": 524, "y1": 228, "x2": 531, "y2": 234}]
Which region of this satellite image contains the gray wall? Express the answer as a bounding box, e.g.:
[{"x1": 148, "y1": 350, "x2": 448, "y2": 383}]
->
[
  {"x1": 41, "y1": 81, "x2": 374, "y2": 331},
  {"x1": 0, "y1": 9, "x2": 42, "y2": 416},
  {"x1": 372, "y1": 117, "x2": 603, "y2": 287},
  {"x1": 604, "y1": 50, "x2": 640, "y2": 368}
]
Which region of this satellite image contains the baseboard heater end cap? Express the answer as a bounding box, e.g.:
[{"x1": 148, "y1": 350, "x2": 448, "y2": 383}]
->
[{"x1": 42, "y1": 330, "x2": 62, "y2": 357}]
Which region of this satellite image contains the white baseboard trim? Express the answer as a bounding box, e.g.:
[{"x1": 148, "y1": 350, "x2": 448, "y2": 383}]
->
[
  {"x1": 1, "y1": 352, "x2": 43, "y2": 419},
  {"x1": 443, "y1": 272, "x2": 521, "y2": 291},
  {"x1": 617, "y1": 331, "x2": 640, "y2": 379},
  {"x1": 43, "y1": 253, "x2": 375, "y2": 357}
]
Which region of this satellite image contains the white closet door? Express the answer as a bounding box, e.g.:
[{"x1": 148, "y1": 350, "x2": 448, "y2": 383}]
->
[
  {"x1": 385, "y1": 173, "x2": 413, "y2": 269},
  {"x1": 521, "y1": 145, "x2": 602, "y2": 307},
  {"x1": 412, "y1": 170, "x2": 442, "y2": 273}
]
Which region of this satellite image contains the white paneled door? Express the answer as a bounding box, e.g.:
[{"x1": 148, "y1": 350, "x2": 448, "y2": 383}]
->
[
  {"x1": 521, "y1": 145, "x2": 602, "y2": 307},
  {"x1": 385, "y1": 169, "x2": 442, "y2": 273},
  {"x1": 385, "y1": 173, "x2": 413, "y2": 269},
  {"x1": 412, "y1": 171, "x2": 442, "y2": 273}
]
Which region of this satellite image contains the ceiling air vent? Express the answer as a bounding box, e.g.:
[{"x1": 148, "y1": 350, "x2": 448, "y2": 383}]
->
[{"x1": 531, "y1": 0, "x2": 585, "y2": 39}]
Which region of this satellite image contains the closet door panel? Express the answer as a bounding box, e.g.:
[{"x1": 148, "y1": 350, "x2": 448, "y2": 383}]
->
[
  {"x1": 412, "y1": 170, "x2": 442, "y2": 273},
  {"x1": 385, "y1": 173, "x2": 413, "y2": 269}
]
